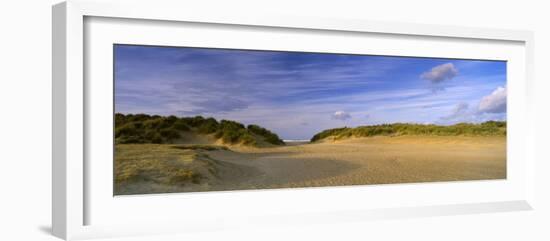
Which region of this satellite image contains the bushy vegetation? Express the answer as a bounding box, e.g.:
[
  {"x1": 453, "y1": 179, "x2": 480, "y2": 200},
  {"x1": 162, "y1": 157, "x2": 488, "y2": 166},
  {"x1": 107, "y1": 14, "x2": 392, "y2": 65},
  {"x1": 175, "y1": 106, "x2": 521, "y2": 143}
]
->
[
  {"x1": 115, "y1": 113, "x2": 182, "y2": 144},
  {"x1": 247, "y1": 124, "x2": 285, "y2": 145},
  {"x1": 310, "y1": 121, "x2": 506, "y2": 142},
  {"x1": 115, "y1": 113, "x2": 285, "y2": 146},
  {"x1": 213, "y1": 120, "x2": 256, "y2": 145}
]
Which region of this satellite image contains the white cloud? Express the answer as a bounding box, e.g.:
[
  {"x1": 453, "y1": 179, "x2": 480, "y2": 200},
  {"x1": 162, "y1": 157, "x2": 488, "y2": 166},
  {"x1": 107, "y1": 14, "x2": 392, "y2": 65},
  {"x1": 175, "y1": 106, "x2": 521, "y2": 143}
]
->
[
  {"x1": 438, "y1": 87, "x2": 507, "y2": 125},
  {"x1": 421, "y1": 63, "x2": 458, "y2": 83},
  {"x1": 478, "y1": 86, "x2": 506, "y2": 113},
  {"x1": 332, "y1": 111, "x2": 351, "y2": 120}
]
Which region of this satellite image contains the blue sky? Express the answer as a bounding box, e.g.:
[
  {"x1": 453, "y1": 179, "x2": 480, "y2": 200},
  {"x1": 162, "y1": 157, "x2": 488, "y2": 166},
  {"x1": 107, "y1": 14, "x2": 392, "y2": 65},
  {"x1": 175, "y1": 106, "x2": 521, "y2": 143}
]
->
[{"x1": 115, "y1": 45, "x2": 507, "y2": 140}]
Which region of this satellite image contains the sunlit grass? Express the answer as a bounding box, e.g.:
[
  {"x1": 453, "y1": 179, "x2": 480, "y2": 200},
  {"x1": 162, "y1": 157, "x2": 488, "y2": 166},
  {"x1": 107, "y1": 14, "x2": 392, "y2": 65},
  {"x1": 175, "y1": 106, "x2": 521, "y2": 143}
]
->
[
  {"x1": 114, "y1": 144, "x2": 217, "y2": 190},
  {"x1": 311, "y1": 121, "x2": 506, "y2": 142}
]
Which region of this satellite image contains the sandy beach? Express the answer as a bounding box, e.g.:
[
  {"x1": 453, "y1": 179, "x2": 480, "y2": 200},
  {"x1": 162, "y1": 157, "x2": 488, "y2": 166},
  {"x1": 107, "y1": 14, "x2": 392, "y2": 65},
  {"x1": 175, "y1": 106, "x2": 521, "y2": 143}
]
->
[{"x1": 115, "y1": 135, "x2": 506, "y2": 195}]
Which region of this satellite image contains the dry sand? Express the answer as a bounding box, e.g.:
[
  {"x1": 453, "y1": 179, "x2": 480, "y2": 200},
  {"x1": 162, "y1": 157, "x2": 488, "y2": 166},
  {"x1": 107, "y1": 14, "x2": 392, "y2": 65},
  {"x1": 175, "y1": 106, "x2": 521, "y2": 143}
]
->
[
  {"x1": 211, "y1": 135, "x2": 506, "y2": 189},
  {"x1": 115, "y1": 135, "x2": 506, "y2": 194}
]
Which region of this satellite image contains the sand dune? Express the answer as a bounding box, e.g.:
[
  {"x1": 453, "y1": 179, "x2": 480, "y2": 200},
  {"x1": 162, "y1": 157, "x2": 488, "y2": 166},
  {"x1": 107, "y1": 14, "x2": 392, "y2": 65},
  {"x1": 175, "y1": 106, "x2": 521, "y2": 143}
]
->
[{"x1": 115, "y1": 135, "x2": 506, "y2": 195}]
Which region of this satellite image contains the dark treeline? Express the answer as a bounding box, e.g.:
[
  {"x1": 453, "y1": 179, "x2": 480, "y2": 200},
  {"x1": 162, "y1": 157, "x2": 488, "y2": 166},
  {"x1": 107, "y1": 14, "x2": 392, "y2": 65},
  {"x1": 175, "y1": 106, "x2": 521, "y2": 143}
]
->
[
  {"x1": 115, "y1": 113, "x2": 285, "y2": 146},
  {"x1": 311, "y1": 121, "x2": 506, "y2": 142}
]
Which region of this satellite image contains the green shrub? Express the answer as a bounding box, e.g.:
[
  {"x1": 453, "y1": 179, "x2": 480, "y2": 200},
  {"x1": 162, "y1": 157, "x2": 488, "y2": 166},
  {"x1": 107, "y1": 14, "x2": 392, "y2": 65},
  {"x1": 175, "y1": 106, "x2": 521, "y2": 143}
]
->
[
  {"x1": 187, "y1": 116, "x2": 206, "y2": 127},
  {"x1": 114, "y1": 113, "x2": 284, "y2": 146},
  {"x1": 159, "y1": 128, "x2": 181, "y2": 140},
  {"x1": 172, "y1": 119, "x2": 191, "y2": 131},
  {"x1": 240, "y1": 133, "x2": 257, "y2": 146},
  {"x1": 247, "y1": 124, "x2": 284, "y2": 145},
  {"x1": 115, "y1": 123, "x2": 139, "y2": 138},
  {"x1": 221, "y1": 129, "x2": 242, "y2": 143},
  {"x1": 143, "y1": 118, "x2": 164, "y2": 129},
  {"x1": 127, "y1": 114, "x2": 151, "y2": 122},
  {"x1": 198, "y1": 118, "x2": 219, "y2": 134},
  {"x1": 151, "y1": 133, "x2": 163, "y2": 144},
  {"x1": 219, "y1": 120, "x2": 245, "y2": 130},
  {"x1": 115, "y1": 113, "x2": 126, "y2": 126},
  {"x1": 310, "y1": 121, "x2": 506, "y2": 142}
]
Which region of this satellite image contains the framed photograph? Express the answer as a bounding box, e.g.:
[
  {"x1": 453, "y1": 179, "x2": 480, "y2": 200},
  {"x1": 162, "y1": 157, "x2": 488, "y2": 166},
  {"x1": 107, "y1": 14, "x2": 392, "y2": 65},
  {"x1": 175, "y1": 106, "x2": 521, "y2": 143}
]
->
[{"x1": 53, "y1": 0, "x2": 535, "y2": 240}]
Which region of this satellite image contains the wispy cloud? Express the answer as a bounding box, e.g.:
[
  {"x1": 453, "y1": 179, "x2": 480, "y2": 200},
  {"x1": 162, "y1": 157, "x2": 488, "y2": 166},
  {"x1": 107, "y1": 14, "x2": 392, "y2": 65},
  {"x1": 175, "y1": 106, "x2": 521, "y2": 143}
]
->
[{"x1": 440, "y1": 102, "x2": 469, "y2": 121}]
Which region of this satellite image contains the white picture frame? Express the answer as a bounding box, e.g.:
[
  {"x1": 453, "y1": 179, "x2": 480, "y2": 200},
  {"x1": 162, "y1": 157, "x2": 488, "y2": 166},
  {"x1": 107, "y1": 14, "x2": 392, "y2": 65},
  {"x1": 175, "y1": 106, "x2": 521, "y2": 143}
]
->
[{"x1": 52, "y1": 0, "x2": 535, "y2": 240}]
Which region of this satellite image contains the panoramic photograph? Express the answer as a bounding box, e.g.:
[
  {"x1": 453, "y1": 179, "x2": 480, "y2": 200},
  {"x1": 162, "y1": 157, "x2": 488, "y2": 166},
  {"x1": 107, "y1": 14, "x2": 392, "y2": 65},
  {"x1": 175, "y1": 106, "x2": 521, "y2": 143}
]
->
[{"x1": 114, "y1": 44, "x2": 507, "y2": 195}]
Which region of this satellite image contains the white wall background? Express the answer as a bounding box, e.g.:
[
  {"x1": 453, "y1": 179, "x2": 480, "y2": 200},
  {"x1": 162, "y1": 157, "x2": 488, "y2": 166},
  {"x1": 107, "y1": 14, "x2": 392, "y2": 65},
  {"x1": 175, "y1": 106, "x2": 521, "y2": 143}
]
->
[{"x1": 0, "y1": 0, "x2": 548, "y2": 240}]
